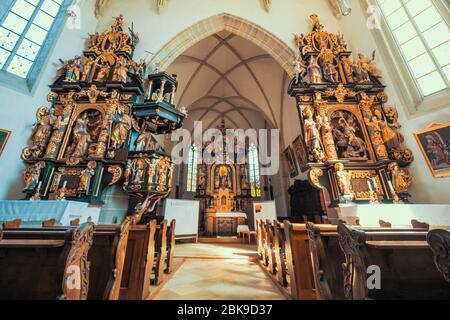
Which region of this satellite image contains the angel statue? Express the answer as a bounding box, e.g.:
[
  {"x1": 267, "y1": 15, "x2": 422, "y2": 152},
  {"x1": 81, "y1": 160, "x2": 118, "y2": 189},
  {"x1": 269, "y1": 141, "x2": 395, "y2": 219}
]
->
[
  {"x1": 262, "y1": 0, "x2": 271, "y2": 12},
  {"x1": 293, "y1": 33, "x2": 305, "y2": 49}
]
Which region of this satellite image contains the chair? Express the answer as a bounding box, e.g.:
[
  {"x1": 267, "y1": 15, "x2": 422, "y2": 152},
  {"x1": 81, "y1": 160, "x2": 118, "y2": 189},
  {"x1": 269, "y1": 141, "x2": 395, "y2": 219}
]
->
[
  {"x1": 42, "y1": 218, "x2": 57, "y2": 228},
  {"x1": 379, "y1": 220, "x2": 392, "y2": 228},
  {"x1": 2, "y1": 219, "x2": 22, "y2": 230},
  {"x1": 237, "y1": 225, "x2": 249, "y2": 239},
  {"x1": 70, "y1": 218, "x2": 80, "y2": 226},
  {"x1": 411, "y1": 219, "x2": 429, "y2": 230}
]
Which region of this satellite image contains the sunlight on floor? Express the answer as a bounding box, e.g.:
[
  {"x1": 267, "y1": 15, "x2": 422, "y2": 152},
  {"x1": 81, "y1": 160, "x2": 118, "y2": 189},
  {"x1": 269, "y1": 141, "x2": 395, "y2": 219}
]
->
[{"x1": 153, "y1": 243, "x2": 285, "y2": 300}]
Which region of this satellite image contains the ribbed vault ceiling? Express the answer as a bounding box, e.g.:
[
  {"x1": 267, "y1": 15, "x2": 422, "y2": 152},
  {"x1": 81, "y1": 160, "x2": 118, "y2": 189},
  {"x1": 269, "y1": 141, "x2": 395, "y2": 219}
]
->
[{"x1": 167, "y1": 31, "x2": 292, "y2": 132}]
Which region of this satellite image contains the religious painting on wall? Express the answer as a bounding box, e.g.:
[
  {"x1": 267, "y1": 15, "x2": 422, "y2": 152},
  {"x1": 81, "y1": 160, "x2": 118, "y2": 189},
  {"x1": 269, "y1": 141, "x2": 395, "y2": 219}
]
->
[
  {"x1": 0, "y1": 129, "x2": 11, "y2": 157},
  {"x1": 414, "y1": 122, "x2": 450, "y2": 178},
  {"x1": 292, "y1": 135, "x2": 308, "y2": 173},
  {"x1": 284, "y1": 145, "x2": 299, "y2": 178}
]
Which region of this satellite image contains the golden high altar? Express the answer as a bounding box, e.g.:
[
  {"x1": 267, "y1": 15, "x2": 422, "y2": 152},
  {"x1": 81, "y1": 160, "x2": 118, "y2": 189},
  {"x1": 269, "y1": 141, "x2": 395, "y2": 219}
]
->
[
  {"x1": 288, "y1": 15, "x2": 414, "y2": 206},
  {"x1": 196, "y1": 120, "x2": 252, "y2": 236},
  {"x1": 20, "y1": 15, "x2": 186, "y2": 217}
]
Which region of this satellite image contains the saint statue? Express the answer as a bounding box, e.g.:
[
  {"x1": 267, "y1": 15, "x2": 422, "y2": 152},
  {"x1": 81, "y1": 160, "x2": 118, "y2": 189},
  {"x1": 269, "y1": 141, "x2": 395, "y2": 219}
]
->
[
  {"x1": 113, "y1": 56, "x2": 128, "y2": 83},
  {"x1": 111, "y1": 110, "x2": 132, "y2": 149},
  {"x1": 79, "y1": 166, "x2": 95, "y2": 192},
  {"x1": 24, "y1": 162, "x2": 43, "y2": 190},
  {"x1": 81, "y1": 56, "x2": 95, "y2": 82},
  {"x1": 132, "y1": 159, "x2": 146, "y2": 184},
  {"x1": 293, "y1": 54, "x2": 306, "y2": 84},
  {"x1": 303, "y1": 107, "x2": 325, "y2": 162},
  {"x1": 69, "y1": 113, "x2": 91, "y2": 159},
  {"x1": 389, "y1": 162, "x2": 412, "y2": 193},
  {"x1": 64, "y1": 56, "x2": 82, "y2": 82},
  {"x1": 335, "y1": 163, "x2": 354, "y2": 200},
  {"x1": 307, "y1": 56, "x2": 322, "y2": 83},
  {"x1": 95, "y1": 63, "x2": 110, "y2": 82},
  {"x1": 124, "y1": 159, "x2": 132, "y2": 186}
]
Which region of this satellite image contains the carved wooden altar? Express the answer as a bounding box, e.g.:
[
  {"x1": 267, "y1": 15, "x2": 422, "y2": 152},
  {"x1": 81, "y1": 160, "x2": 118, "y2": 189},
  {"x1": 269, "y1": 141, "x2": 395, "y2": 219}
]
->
[
  {"x1": 20, "y1": 16, "x2": 185, "y2": 217},
  {"x1": 288, "y1": 15, "x2": 414, "y2": 207},
  {"x1": 195, "y1": 120, "x2": 254, "y2": 233}
]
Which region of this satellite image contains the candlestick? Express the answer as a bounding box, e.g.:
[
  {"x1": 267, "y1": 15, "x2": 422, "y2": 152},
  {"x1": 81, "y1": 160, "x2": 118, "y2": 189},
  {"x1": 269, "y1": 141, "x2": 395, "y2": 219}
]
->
[
  {"x1": 62, "y1": 181, "x2": 67, "y2": 189},
  {"x1": 367, "y1": 180, "x2": 373, "y2": 192},
  {"x1": 37, "y1": 181, "x2": 42, "y2": 189},
  {"x1": 388, "y1": 180, "x2": 395, "y2": 194}
]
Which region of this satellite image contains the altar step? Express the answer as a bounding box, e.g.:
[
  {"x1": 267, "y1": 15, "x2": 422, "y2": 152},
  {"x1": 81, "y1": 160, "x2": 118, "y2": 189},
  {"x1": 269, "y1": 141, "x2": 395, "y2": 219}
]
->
[{"x1": 198, "y1": 236, "x2": 245, "y2": 244}]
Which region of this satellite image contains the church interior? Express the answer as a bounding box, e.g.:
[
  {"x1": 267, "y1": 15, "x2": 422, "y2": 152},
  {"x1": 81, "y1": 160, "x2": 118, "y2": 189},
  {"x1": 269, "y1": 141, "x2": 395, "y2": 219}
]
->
[{"x1": 0, "y1": 0, "x2": 449, "y2": 302}]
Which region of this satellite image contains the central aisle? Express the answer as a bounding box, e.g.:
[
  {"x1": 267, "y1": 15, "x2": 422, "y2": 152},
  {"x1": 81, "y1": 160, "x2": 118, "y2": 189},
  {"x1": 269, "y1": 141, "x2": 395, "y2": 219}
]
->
[{"x1": 152, "y1": 243, "x2": 286, "y2": 300}]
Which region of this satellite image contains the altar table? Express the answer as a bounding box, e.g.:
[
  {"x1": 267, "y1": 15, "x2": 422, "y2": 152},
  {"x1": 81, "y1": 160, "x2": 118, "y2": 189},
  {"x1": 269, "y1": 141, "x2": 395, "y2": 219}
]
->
[
  {"x1": 0, "y1": 200, "x2": 101, "y2": 227},
  {"x1": 205, "y1": 211, "x2": 247, "y2": 236}
]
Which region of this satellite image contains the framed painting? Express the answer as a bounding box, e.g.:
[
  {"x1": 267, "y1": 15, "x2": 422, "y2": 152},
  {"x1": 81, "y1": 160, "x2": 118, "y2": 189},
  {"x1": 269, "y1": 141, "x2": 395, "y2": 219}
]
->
[
  {"x1": 414, "y1": 122, "x2": 450, "y2": 178},
  {"x1": 0, "y1": 129, "x2": 11, "y2": 157},
  {"x1": 292, "y1": 135, "x2": 308, "y2": 173},
  {"x1": 284, "y1": 145, "x2": 299, "y2": 178}
]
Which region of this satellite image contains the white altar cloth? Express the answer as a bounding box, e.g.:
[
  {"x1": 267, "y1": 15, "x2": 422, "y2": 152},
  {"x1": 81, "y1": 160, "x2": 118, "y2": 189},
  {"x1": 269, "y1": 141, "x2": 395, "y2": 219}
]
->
[
  {"x1": 338, "y1": 204, "x2": 450, "y2": 228},
  {"x1": 0, "y1": 200, "x2": 101, "y2": 226},
  {"x1": 214, "y1": 212, "x2": 247, "y2": 218}
]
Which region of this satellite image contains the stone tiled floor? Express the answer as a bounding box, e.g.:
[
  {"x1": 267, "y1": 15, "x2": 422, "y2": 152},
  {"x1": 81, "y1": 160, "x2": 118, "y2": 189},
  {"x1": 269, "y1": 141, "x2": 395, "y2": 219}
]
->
[{"x1": 153, "y1": 243, "x2": 285, "y2": 300}]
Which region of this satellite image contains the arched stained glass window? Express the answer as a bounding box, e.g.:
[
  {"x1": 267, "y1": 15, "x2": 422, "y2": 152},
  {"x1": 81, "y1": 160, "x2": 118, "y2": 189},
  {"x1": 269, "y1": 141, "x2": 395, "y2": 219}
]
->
[
  {"x1": 0, "y1": 0, "x2": 69, "y2": 89},
  {"x1": 186, "y1": 144, "x2": 198, "y2": 192},
  {"x1": 248, "y1": 143, "x2": 261, "y2": 197}
]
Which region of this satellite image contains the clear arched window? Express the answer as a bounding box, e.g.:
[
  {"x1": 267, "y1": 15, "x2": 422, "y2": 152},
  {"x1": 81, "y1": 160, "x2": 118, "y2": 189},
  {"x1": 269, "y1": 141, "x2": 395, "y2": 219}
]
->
[
  {"x1": 0, "y1": 0, "x2": 69, "y2": 90},
  {"x1": 186, "y1": 144, "x2": 198, "y2": 192},
  {"x1": 248, "y1": 143, "x2": 261, "y2": 197},
  {"x1": 377, "y1": 0, "x2": 450, "y2": 97}
]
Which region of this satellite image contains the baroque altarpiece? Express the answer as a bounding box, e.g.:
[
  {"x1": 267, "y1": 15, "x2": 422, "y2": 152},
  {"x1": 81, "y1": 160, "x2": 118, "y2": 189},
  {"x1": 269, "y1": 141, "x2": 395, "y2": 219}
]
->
[
  {"x1": 288, "y1": 15, "x2": 414, "y2": 206},
  {"x1": 194, "y1": 120, "x2": 255, "y2": 236},
  {"x1": 21, "y1": 16, "x2": 185, "y2": 214}
]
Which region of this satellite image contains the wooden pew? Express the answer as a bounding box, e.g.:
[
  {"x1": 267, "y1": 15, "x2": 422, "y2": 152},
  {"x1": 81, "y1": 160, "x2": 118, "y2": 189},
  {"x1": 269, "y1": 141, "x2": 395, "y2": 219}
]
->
[
  {"x1": 273, "y1": 220, "x2": 288, "y2": 287},
  {"x1": 338, "y1": 223, "x2": 450, "y2": 300},
  {"x1": 256, "y1": 219, "x2": 267, "y2": 264},
  {"x1": 153, "y1": 219, "x2": 168, "y2": 286},
  {"x1": 306, "y1": 222, "x2": 344, "y2": 300},
  {"x1": 283, "y1": 221, "x2": 316, "y2": 300},
  {"x1": 427, "y1": 229, "x2": 450, "y2": 283},
  {"x1": 166, "y1": 219, "x2": 176, "y2": 274},
  {"x1": 119, "y1": 220, "x2": 157, "y2": 300},
  {"x1": 2, "y1": 220, "x2": 132, "y2": 300},
  {"x1": 0, "y1": 223, "x2": 94, "y2": 300},
  {"x1": 264, "y1": 220, "x2": 276, "y2": 274}
]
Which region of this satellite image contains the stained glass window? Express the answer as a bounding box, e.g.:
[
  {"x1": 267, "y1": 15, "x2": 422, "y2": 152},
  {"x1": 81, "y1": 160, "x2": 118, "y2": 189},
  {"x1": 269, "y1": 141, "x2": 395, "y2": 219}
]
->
[
  {"x1": 0, "y1": 0, "x2": 65, "y2": 78},
  {"x1": 377, "y1": 0, "x2": 450, "y2": 96},
  {"x1": 186, "y1": 144, "x2": 198, "y2": 192},
  {"x1": 248, "y1": 143, "x2": 261, "y2": 197}
]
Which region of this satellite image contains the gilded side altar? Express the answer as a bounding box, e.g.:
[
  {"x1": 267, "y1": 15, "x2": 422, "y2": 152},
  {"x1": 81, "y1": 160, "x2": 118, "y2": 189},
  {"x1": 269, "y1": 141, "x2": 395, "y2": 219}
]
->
[
  {"x1": 20, "y1": 15, "x2": 186, "y2": 216},
  {"x1": 289, "y1": 15, "x2": 414, "y2": 205}
]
